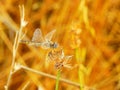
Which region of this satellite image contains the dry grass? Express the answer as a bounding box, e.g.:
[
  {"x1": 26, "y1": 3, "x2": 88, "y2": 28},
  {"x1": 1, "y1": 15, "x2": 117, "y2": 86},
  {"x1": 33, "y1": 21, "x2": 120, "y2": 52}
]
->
[{"x1": 0, "y1": 0, "x2": 120, "y2": 90}]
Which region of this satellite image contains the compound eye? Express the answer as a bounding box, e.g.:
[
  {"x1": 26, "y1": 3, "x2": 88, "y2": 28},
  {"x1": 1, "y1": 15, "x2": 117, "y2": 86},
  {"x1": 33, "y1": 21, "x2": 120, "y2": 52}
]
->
[{"x1": 54, "y1": 43, "x2": 58, "y2": 48}]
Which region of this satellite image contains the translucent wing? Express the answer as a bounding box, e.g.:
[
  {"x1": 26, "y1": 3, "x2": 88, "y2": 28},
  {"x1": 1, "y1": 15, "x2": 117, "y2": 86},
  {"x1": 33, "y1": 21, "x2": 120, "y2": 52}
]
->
[
  {"x1": 59, "y1": 49, "x2": 64, "y2": 60},
  {"x1": 32, "y1": 28, "x2": 44, "y2": 42},
  {"x1": 45, "y1": 29, "x2": 56, "y2": 41},
  {"x1": 62, "y1": 55, "x2": 73, "y2": 69},
  {"x1": 63, "y1": 55, "x2": 73, "y2": 63}
]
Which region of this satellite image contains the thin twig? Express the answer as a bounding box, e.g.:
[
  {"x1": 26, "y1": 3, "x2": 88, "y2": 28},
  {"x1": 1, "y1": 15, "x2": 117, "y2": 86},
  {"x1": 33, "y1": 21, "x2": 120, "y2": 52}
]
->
[
  {"x1": 5, "y1": 32, "x2": 18, "y2": 90},
  {"x1": 5, "y1": 5, "x2": 27, "y2": 90},
  {"x1": 22, "y1": 81, "x2": 30, "y2": 90},
  {"x1": 20, "y1": 65, "x2": 94, "y2": 89}
]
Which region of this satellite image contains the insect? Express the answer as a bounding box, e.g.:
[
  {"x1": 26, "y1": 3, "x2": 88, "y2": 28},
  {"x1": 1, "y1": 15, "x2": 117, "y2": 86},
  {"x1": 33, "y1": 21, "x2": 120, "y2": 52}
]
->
[
  {"x1": 54, "y1": 54, "x2": 73, "y2": 70},
  {"x1": 46, "y1": 48, "x2": 73, "y2": 69},
  {"x1": 20, "y1": 28, "x2": 58, "y2": 49},
  {"x1": 46, "y1": 48, "x2": 64, "y2": 62}
]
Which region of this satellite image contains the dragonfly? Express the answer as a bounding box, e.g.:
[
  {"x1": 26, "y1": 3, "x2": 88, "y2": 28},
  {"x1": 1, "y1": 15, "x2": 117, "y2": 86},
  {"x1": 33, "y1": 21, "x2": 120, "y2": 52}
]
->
[{"x1": 20, "y1": 28, "x2": 58, "y2": 49}]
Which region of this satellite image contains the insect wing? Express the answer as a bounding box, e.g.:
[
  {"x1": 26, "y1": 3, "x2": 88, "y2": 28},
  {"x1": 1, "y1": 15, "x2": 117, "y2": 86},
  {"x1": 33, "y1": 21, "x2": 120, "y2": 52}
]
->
[
  {"x1": 64, "y1": 55, "x2": 73, "y2": 64},
  {"x1": 32, "y1": 28, "x2": 44, "y2": 42},
  {"x1": 58, "y1": 49, "x2": 64, "y2": 60},
  {"x1": 63, "y1": 55, "x2": 73, "y2": 69},
  {"x1": 45, "y1": 29, "x2": 56, "y2": 41}
]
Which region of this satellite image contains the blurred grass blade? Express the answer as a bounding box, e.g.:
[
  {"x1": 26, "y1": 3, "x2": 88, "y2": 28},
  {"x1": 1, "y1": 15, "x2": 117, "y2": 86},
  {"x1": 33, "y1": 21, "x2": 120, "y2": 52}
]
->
[{"x1": 55, "y1": 70, "x2": 61, "y2": 90}]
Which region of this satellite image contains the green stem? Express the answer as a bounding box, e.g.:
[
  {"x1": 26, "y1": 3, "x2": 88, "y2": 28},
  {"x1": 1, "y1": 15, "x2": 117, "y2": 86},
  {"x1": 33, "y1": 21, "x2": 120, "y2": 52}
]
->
[
  {"x1": 75, "y1": 48, "x2": 84, "y2": 90},
  {"x1": 55, "y1": 70, "x2": 61, "y2": 90}
]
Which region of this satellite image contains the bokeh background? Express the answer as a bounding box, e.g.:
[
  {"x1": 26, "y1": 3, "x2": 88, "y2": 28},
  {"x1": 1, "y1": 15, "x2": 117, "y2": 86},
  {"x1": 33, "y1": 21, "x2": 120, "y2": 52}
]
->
[{"x1": 0, "y1": 0, "x2": 120, "y2": 90}]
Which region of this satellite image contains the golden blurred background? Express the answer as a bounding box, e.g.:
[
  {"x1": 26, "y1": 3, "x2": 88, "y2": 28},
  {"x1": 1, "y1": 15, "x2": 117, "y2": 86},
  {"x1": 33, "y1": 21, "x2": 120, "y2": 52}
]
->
[{"x1": 0, "y1": 0, "x2": 120, "y2": 90}]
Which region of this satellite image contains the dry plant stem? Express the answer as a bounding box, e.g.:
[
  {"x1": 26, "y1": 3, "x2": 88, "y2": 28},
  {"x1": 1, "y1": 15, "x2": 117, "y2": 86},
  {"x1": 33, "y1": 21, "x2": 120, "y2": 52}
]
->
[
  {"x1": 5, "y1": 32, "x2": 18, "y2": 90},
  {"x1": 5, "y1": 26, "x2": 23, "y2": 90},
  {"x1": 22, "y1": 81, "x2": 30, "y2": 90},
  {"x1": 5, "y1": 5, "x2": 26, "y2": 90},
  {"x1": 20, "y1": 65, "x2": 91, "y2": 89}
]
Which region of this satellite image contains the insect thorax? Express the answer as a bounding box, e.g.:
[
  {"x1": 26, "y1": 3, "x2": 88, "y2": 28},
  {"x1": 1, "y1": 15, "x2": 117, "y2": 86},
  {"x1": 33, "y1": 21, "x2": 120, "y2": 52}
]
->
[{"x1": 50, "y1": 42, "x2": 58, "y2": 48}]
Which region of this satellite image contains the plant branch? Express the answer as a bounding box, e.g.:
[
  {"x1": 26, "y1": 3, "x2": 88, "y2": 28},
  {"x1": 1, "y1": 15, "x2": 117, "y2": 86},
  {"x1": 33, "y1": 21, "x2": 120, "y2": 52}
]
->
[
  {"x1": 5, "y1": 5, "x2": 27, "y2": 90},
  {"x1": 20, "y1": 65, "x2": 93, "y2": 89}
]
